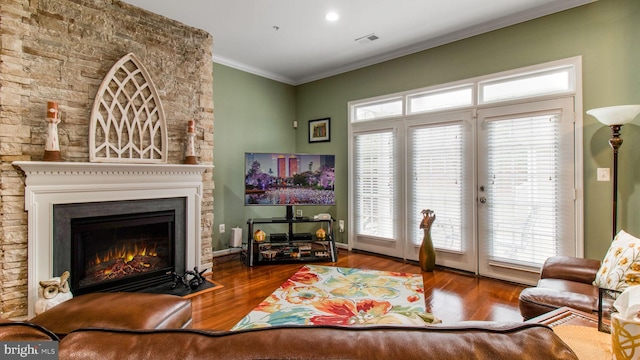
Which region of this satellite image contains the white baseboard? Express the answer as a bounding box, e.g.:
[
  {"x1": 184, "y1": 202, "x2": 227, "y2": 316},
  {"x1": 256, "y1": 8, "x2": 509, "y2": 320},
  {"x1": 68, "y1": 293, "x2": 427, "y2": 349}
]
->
[{"x1": 213, "y1": 247, "x2": 242, "y2": 258}]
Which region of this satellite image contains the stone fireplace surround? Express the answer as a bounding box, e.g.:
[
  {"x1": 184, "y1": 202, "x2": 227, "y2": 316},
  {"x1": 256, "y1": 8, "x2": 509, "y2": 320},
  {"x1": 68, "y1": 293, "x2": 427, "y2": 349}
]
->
[{"x1": 13, "y1": 161, "x2": 212, "y2": 318}]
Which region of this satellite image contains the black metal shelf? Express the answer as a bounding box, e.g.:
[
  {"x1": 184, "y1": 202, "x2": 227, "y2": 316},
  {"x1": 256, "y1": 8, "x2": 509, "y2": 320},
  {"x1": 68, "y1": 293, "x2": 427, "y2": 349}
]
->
[{"x1": 243, "y1": 217, "x2": 337, "y2": 267}]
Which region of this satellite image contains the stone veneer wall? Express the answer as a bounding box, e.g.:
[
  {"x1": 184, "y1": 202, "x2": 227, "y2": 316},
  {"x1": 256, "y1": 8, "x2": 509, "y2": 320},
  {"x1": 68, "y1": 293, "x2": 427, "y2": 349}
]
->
[{"x1": 0, "y1": 0, "x2": 214, "y2": 318}]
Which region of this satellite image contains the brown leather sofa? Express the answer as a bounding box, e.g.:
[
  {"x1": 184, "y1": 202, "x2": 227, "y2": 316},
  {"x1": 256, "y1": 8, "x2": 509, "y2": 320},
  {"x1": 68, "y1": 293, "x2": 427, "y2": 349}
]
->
[
  {"x1": 0, "y1": 320, "x2": 578, "y2": 359},
  {"x1": 29, "y1": 292, "x2": 193, "y2": 337},
  {"x1": 519, "y1": 255, "x2": 602, "y2": 320},
  {"x1": 1, "y1": 291, "x2": 579, "y2": 359}
]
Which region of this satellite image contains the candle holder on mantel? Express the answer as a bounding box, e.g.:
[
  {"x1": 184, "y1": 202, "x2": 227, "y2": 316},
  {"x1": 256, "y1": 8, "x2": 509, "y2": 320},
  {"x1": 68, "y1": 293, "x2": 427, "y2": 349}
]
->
[
  {"x1": 44, "y1": 101, "x2": 62, "y2": 161},
  {"x1": 184, "y1": 120, "x2": 197, "y2": 164}
]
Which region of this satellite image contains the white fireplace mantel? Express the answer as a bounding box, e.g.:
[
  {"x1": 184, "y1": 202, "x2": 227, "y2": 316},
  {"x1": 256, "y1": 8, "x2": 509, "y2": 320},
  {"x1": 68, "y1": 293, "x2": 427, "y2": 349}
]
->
[{"x1": 13, "y1": 161, "x2": 213, "y2": 318}]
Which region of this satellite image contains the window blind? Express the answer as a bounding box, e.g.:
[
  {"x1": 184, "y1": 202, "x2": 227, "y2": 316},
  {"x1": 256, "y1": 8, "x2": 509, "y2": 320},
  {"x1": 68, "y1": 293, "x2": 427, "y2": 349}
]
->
[
  {"x1": 486, "y1": 114, "x2": 560, "y2": 267},
  {"x1": 410, "y1": 123, "x2": 464, "y2": 251},
  {"x1": 354, "y1": 131, "x2": 396, "y2": 240}
]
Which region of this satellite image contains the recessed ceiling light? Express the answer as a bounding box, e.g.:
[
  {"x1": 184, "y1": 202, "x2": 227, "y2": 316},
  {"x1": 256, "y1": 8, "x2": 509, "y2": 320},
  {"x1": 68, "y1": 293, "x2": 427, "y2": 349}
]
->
[{"x1": 325, "y1": 12, "x2": 339, "y2": 22}]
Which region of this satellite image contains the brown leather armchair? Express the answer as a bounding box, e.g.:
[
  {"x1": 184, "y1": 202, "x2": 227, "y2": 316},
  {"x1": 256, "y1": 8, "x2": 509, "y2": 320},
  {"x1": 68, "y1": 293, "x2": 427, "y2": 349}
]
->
[{"x1": 519, "y1": 256, "x2": 602, "y2": 320}]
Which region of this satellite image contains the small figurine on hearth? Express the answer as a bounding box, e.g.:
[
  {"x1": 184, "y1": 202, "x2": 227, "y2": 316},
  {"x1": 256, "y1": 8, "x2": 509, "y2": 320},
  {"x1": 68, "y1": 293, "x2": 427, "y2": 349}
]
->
[
  {"x1": 170, "y1": 267, "x2": 208, "y2": 290},
  {"x1": 35, "y1": 271, "x2": 73, "y2": 315}
]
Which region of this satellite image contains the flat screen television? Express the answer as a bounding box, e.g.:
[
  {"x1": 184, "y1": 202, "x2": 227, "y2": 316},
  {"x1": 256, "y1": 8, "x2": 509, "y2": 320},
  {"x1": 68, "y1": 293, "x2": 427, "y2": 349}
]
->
[{"x1": 244, "y1": 153, "x2": 335, "y2": 218}]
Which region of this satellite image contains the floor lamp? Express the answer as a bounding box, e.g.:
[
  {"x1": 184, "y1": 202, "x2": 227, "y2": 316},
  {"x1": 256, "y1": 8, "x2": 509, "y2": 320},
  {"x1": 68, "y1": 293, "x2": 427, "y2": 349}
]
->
[{"x1": 587, "y1": 105, "x2": 640, "y2": 240}]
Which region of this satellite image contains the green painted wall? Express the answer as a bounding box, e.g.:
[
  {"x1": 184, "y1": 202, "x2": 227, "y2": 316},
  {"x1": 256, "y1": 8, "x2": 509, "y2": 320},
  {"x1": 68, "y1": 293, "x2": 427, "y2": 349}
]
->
[
  {"x1": 213, "y1": 0, "x2": 640, "y2": 260},
  {"x1": 212, "y1": 64, "x2": 296, "y2": 250}
]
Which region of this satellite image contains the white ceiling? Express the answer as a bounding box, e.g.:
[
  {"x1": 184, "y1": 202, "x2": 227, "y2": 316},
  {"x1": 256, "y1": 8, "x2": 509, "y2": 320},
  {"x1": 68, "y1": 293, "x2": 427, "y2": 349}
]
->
[{"x1": 121, "y1": 0, "x2": 594, "y2": 85}]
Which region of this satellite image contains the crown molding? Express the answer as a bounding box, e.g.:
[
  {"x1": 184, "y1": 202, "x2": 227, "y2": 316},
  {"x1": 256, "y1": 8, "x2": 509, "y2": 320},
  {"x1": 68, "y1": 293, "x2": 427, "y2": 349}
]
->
[{"x1": 213, "y1": 55, "x2": 297, "y2": 85}]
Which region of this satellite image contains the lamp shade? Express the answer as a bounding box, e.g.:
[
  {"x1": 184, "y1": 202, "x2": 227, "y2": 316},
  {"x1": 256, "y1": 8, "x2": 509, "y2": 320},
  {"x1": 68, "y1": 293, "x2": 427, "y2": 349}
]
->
[{"x1": 587, "y1": 105, "x2": 640, "y2": 126}]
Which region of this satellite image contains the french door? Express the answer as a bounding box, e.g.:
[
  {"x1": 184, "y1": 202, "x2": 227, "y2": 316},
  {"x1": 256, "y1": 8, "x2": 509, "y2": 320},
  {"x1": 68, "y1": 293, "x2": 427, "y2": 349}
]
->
[
  {"x1": 476, "y1": 98, "x2": 576, "y2": 284},
  {"x1": 405, "y1": 111, "x2": 476, "y2": 273},
  {"x1": 351, "y1": 97, "x2": 577, "y2": 284}
]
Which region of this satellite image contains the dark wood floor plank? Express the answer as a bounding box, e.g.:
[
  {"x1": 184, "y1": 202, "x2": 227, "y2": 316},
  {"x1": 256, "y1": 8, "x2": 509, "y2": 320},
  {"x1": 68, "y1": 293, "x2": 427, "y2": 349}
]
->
[{"x1": 191, "y1": 250, "x2": 527, "y2": 330}]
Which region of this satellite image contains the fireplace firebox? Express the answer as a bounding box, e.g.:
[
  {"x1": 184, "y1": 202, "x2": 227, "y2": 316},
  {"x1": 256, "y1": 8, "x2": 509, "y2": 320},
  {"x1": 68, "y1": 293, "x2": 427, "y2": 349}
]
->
[
  {"x1": 72, "y1": 211, "x2": 175, "y2": 294},
  {"x1": 53, "y1": 198, "x2": 186, "y2": 295}
]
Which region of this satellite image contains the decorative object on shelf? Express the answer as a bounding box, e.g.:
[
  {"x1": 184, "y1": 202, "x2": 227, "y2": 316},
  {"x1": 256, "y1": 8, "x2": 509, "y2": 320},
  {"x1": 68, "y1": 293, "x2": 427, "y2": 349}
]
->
[
  {"x1": 587, "y1": 105, "x2": 640, "y2": 239},
  {"x1": 260, "y1": 250, "x2": 278, "y2": 259},
  {"x1": 314, "y1": 213, "x2": 331, "y2": 220},
  {"x1": 253, "y1": 229, "x2": 266, "y2": 242},
  {"x1": 258, "y1": 244, "x2": 271, "y2": 251},
  {"x1": 44, "y1": 101, "x2": 62, "y2": 161},
  {"x1": 419, "y1": 209, "x2": 436, "y2": 272},
  {"x1": 169, "y1": 267, "x2": 208, "y2": 290},
  {"x1": 184, "y1": 120, "x2": 197, "y2": 164},
  {"x1": 35, "y1": 271, "x2": 73, "y2": 315},
  {"x1": 89, "y1": 53, "x2": 168, "y2": 163},
  {"x1": 299, "y1": 244, "x2": 312, "y2": 257},
  {"x1": 315, "y1": 227, "x2": 326, "y2": 239},
  {"x1": 308, "y1": 117, "x2": 330, "y2": 143}
]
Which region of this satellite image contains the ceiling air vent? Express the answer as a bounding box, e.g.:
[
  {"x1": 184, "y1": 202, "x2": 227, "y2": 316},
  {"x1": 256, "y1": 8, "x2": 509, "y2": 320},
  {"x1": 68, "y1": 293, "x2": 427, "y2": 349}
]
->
[{"x1": 355, "y1": 33, "x2": 379, "y2": 45}]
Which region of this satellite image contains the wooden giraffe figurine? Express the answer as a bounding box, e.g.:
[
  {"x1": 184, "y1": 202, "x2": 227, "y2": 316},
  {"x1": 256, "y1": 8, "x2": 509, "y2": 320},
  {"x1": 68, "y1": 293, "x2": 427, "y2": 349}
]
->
[{"x1": 419, "y1": 209, "x2": 436, "y2": 272}]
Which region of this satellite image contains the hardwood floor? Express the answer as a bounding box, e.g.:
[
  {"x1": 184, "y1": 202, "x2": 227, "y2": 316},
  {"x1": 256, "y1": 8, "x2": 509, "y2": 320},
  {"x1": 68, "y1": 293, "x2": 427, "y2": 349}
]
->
[{"x1": 191, "y1": 249, "x2": 527, "y2": 330}]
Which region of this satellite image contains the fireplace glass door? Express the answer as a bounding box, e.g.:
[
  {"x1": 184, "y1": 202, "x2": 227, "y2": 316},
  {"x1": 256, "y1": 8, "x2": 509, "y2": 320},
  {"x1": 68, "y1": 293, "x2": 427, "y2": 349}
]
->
[{"x1": 71, "y1": 210, "x2": 175, "y2": 294}]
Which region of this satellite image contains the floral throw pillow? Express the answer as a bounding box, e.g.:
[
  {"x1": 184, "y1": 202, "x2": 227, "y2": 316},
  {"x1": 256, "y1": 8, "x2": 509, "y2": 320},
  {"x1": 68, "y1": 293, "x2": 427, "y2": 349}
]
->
[{"x1": 593, "y1": 230, "x2": 640, "y2": 291}]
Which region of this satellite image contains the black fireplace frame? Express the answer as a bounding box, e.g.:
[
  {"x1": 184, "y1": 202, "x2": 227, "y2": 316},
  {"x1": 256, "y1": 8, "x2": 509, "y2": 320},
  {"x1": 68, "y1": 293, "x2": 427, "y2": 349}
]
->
[{"x1": 53, "y1": 197, "x2": 186, "y2": 295}]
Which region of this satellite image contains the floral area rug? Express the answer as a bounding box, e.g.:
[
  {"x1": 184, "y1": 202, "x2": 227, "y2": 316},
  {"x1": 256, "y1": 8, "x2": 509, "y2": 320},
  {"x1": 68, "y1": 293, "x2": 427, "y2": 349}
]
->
[{"x1": 231, "y1": 264, "x2": 439, "y2": 330}]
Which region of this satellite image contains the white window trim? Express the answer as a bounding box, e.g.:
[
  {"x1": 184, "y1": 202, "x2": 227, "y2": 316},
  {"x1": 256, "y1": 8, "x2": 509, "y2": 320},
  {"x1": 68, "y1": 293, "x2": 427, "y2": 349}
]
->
[
  {"x1": 350, "y1": 57, "x2": 582, "y2": 118},
  {"x1": 348, "y1": 56, "x2": 584, "y2": 265}
]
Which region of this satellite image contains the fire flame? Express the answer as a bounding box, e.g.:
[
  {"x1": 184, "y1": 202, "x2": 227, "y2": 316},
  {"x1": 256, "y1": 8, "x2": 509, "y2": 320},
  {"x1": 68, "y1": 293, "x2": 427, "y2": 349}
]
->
[{"x1": 90, "y1": 243, "x2": 158, "y2": 267}]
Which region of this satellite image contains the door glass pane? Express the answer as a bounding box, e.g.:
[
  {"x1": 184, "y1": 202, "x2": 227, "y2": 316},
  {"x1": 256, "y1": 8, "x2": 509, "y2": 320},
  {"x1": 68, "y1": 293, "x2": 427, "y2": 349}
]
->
[
  {"x1": 410, "y1": 124, "x2": 464, "y2": 252},
  {"x1": 486, "y1": 114, "x2": 560, "y2": 266},
  {"x1": 354, "y1": 131, "x2": 396, "y2": 239}
]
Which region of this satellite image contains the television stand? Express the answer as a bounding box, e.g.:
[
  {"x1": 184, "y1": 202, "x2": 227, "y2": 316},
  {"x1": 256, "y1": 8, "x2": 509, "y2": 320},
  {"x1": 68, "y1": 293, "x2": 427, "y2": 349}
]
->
[
  {"x1": 242, "y1": 217, "x2": 337, "y2": 267},
  {"x1": 293, "y1": 232, "x2": 312, "y2": 240}
]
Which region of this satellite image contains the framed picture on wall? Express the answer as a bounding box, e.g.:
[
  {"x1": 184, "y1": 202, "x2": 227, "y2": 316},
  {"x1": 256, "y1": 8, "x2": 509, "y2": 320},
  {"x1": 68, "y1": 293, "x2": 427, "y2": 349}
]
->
[{"x1": 309, "y1": 118, "x2": 330, "y2": 143}]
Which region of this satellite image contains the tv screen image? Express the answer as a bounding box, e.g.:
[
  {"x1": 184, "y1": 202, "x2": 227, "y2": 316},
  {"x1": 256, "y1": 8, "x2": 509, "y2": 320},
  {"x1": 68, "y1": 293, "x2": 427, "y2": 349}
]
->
[{"x1": 244, "y1": 153, "x2": 335, "y2": 206}]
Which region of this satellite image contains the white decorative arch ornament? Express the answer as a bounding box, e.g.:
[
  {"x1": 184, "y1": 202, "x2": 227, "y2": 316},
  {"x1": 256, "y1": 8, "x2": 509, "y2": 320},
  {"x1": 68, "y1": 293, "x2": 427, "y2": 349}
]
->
[{"x1": 90, "y1": 53, "x2": 168, "y2": 163}]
